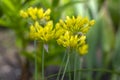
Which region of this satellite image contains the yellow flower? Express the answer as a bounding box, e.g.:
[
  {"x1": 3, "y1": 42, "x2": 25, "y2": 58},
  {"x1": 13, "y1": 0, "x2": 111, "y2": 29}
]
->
[
  {"x1": 27, "y1": 7, "x2": 38, "y2": 20},
  {"x1": 89, "y1": 20, "x2": 95, "y2": 26},
  {"x1": 20, "y1": 10, "x2": 28, "y2": 18},
  {"x1": 40, "y1": 21, "x2": 54, "y2": 41},
  {"x1": 29, "y1": 21, "x2": 54, "y2": 42},
  {"x1": 37, "y1": 8, "x2": 51, "y2": 20},
  {"x1": 20, "y1": 7, "x2": 53, "y2": 41},
  {"x1": 29, "y1": 25, "x2": 39, "y2": 40},
  {"x1": 57, "y1": 16, "x2": 95, "y2": 35},
  {"x1": 81, "y1": 20, "x2": 95, "y2": 33},
  {"x1": 57, "y1": 31, "x2": 80, "y2": 48},
  {"x1": 78, "y1": 44, "x2": 88, "y2": 55},
  {"x1": 57, "y1": 31, "x2": 70, "y2": 47},
  {"x1": 78, "y1": 35, "x2": 86, "y2": 45},
  {"x1": 56, "y1": 29, "x2": 89, "y2": 55},
  {"x1": 20, "y1": 7, "x2": 51, "y2": 21},
  {"x1": 43, "y1": 9, "x2": 51, "y2": 20},
  {"x1": 37, "y1": 8, "x2": 44, "y2": 19},
  {"x1": 54, "y1": 23, "x2": 66, "y2": 38},
  {"x1": 69, "y1": 35, "x2": 79, "y2": 48}
]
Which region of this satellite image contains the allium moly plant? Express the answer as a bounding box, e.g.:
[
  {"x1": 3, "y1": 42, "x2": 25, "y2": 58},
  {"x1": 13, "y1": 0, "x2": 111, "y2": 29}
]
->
[
  {"x1": 20, "y1": 7, "x2": 95, "y2": 80},
  {"x1": 20, "y1": 7, "x2": 54, "y2": 80}
]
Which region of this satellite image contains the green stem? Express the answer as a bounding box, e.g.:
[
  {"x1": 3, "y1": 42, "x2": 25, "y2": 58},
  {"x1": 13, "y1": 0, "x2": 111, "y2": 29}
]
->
[
  {"x1": 74, "y1": 53, "x2": 77, "y2": 80},
  {"x1": 79, "y1": 57, "x2": 83, "y2": 80},
  {"x1": 56, "y1": 51, "x2": 67, "y2": 80},
  {"x1": 61, "y1": 53, "x2": 70, "y2": 80},
  {"x1": 34, "y1": 40, "x2": 38, "y2": 80},
  {"x1": 42, "y1": 44, "x2": 44, "y2": 80},
  {"x1": 68, "y1": 56, "x2": 71, "y2": 80}
]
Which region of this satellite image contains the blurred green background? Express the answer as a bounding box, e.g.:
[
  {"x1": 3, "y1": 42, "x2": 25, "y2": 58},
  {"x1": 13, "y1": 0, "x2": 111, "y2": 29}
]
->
[{"x1": 0, "y1": 0, "x2": 120, "y2": 80}]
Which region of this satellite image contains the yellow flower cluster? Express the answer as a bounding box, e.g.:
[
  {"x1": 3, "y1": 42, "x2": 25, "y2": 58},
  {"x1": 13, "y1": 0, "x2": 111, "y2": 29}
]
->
[
  {"x1": 57, "y1": 16, "x2": 95, "y2": 34},
  {"x1": 29, "y1": 21, "x2": 54, "y2": 41},
  {"x1": 20, "y1": 7, "x2": 95, "y2": 55},
  {"x1": 20, "y1": 7, "x2": 51, "y2": 21},
  {"x1": 55, "y1": 16, "x2": 95, "y2": 55},
  {"x1": 20, "y1": 7, "x2": 54, "y2": 42}
]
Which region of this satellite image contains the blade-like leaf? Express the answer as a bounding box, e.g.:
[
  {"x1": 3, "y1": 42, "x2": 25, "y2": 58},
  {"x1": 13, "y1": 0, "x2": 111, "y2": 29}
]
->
[
  {"x1": 56, "y1": 0, "x2": 87, "y2": 12},
  {"x1": 0, "y1": 0, "x2": 16, "y2": 12}
]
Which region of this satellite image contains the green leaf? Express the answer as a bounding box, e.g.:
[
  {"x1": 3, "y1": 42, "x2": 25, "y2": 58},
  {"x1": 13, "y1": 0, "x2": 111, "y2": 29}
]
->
[
  {"x1": 108, "y1": 0, "x2": 120, "y2": 29},
  {"x1": 112, "y1": 26, "x2": 120, "y2": 80},
  {"x1": 113, "y1": 27, "x2": 120, "y2": 69},
  {"x1": 56, "y1": 0, "x2": 87, "y2": 12},
  {"x1": 0, "y1": 0, "x2": 16, "y2": 12},
  {"x1": 86, "y1": 19, "x2": 101, "y2": 80}
]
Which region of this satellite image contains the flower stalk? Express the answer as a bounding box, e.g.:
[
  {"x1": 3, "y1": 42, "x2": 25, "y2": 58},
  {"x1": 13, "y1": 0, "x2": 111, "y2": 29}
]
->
[
  {"x1": 61, "y1": 51, "x2": 70, "y2": 80},
  {"x1": 56, "y1": 50, "x2": 67, "y2": 80},
  {"x1": 34, "y1": 40, "x2": 38, "y2": 80},
  {"x1": 42, "y1": 44, "x2": 45, "y2": 80}
]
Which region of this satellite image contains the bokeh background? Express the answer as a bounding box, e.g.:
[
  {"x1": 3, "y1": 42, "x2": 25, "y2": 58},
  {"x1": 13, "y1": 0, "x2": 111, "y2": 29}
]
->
[{"x1": 0, "y1": 0, "x2": 120, "y2": 80}]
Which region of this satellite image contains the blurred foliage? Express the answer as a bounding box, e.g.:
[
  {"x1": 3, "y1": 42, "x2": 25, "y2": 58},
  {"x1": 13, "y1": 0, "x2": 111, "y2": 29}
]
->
[{"x1": 0, "y1": 0, "x2": 120, "y2": 80}]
